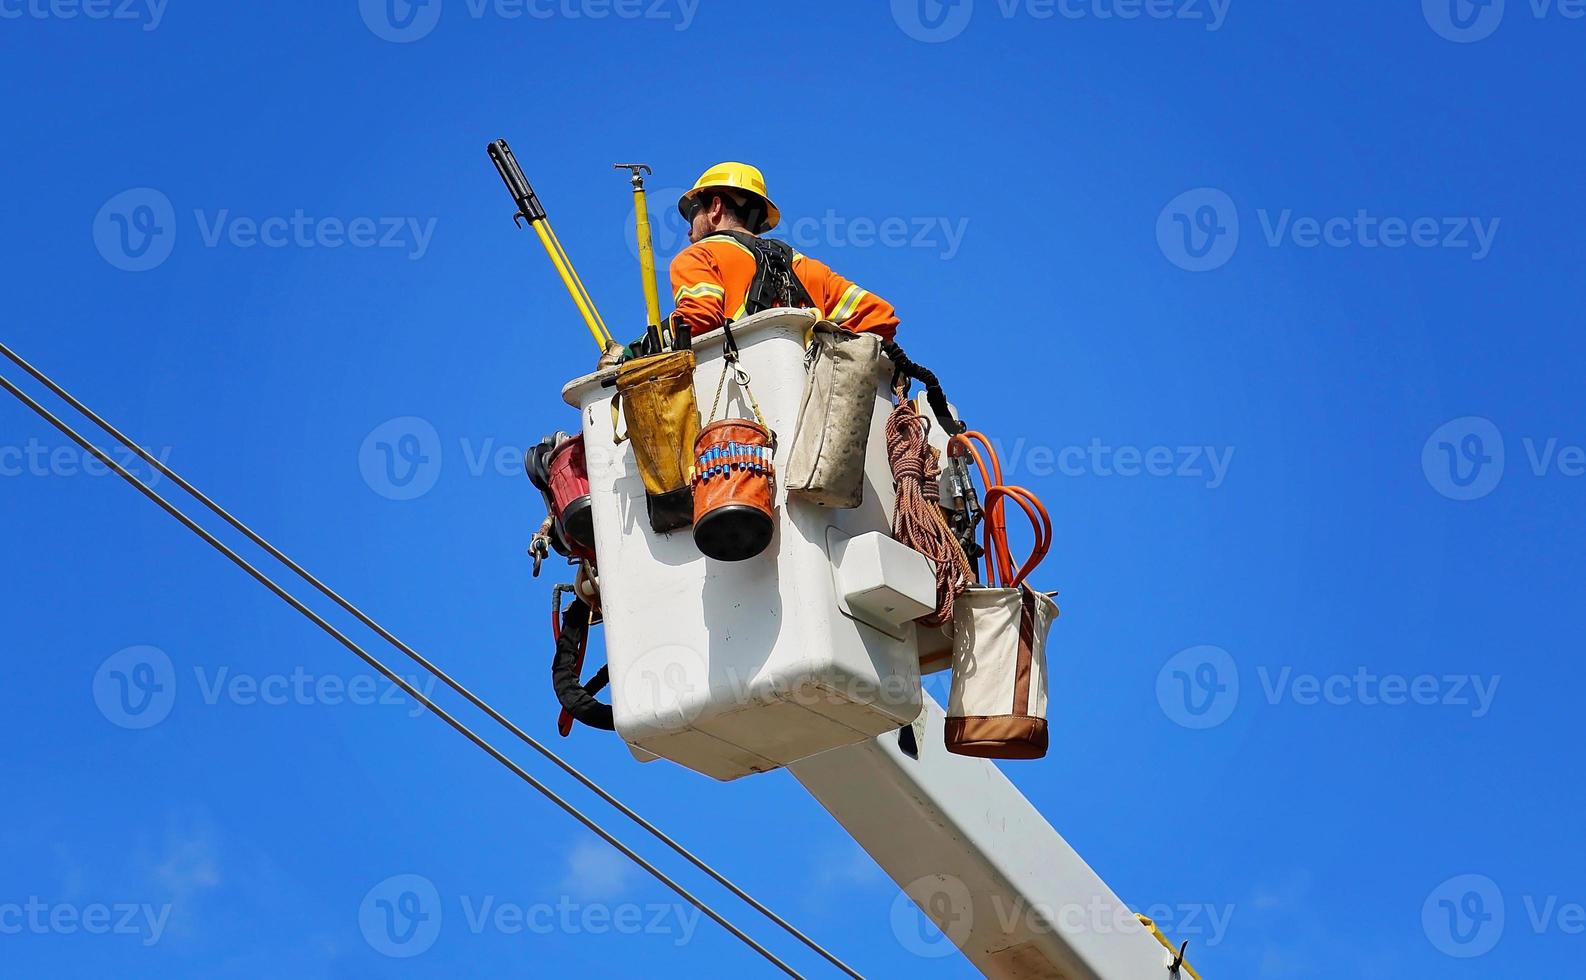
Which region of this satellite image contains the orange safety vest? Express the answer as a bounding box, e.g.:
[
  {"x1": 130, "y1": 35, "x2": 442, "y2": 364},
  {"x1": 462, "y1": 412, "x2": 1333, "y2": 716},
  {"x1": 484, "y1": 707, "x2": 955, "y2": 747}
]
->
[{"x1": 669, "y1": 233, "x2": 899, "y2": 340}]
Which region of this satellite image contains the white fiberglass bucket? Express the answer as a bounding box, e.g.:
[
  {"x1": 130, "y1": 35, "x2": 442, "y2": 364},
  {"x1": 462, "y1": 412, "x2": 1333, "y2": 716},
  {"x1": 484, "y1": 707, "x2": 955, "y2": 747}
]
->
[{"x1": 562, "y1": 309, "x2": 936, "y2": 780}]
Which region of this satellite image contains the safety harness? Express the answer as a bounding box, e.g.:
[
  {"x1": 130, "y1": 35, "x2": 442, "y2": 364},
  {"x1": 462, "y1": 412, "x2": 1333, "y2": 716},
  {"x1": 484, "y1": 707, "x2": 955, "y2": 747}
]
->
[
  {"x1": 621, "y1": 230, "x2": 816, "y2": 362},
  {"x1": 709, "y1": 230, "x2": 817, "y2": 317}
]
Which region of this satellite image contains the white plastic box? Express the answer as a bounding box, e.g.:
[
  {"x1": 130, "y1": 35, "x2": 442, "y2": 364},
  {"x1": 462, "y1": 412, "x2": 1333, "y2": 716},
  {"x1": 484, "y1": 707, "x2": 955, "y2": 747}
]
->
[{"x1": 562, "y1": 309, "x2": 942, "y2": 780}]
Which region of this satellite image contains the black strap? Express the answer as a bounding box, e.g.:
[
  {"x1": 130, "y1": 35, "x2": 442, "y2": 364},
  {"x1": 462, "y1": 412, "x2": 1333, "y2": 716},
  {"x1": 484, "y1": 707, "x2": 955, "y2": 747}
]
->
[
  {"x1": 712, "y1": 230, "x2": 816, "y2": 316},
  {"x1": 551, "y1": 598, "x2": 614, "y2": 731},
  {"x1": 882, "y1": 340, "x2": 966, "y2": 435}
]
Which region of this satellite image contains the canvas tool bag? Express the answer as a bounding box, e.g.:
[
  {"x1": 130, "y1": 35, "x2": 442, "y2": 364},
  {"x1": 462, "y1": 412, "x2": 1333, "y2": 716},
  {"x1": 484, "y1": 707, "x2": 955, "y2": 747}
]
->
[
  {"x1": 943, "y1": 446, "x2": 1057, "y2": 760},
  {"x1": 946, "y1": 584, "x2": 1058, "y2": 759},
  {"x1": 784, "y1": 321, "x2": 882, "y2": 509},
  {"x1": 611, "y1": 350, "x2": 700, "y2": 533}
]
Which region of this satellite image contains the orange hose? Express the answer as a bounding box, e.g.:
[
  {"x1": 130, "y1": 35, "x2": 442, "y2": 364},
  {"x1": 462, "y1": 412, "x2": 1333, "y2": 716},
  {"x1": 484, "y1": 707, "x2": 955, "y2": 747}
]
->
[{"x1": 949, "y1": 432, "x2": 1053, "y2": 590}]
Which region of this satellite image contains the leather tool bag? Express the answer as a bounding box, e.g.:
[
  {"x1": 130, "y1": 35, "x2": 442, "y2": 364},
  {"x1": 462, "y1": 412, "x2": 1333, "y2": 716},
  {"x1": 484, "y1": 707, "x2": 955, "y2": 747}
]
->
[
  {"x1": 612, "y1": 351, "x2": 700, "y2": 533},
  {"x1": 784, "y1": 321, "x2": 882, "y2": 509}
]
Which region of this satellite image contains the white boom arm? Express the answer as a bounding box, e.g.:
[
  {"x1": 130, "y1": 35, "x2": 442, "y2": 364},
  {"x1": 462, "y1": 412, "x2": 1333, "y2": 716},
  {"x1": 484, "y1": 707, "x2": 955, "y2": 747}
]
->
[{"x1": 790, "y1": 696, "x2": 1188, "y2": 979}]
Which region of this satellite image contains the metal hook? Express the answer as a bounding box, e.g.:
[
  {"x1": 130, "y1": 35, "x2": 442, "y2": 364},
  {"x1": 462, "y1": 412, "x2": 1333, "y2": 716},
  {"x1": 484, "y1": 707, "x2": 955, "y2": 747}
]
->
[
  {"x1": 613, "y1": 162, "x2": 653, "y2": 189},
  {"x1": 1169, "y1": 939, "x2": 1189, "y2": 976}
]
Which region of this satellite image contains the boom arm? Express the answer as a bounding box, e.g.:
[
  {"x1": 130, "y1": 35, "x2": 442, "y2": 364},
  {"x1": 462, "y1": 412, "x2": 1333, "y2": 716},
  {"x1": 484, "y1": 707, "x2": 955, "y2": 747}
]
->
[{"x1": 789, "y1": 696, "x2": 1188, "y2": 979}]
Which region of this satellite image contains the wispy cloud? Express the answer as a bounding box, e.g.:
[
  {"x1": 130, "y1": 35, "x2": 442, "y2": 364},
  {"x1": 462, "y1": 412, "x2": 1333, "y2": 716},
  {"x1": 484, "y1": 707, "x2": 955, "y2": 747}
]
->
[
  {"x1": 560, "y1": 838, "x2": 635, "y2": 903},
  {"x1": 1248, "y1": 869, "x2": 1326, "y2": 978},
  {"x1": 1251, "y1": 868, "x2": 1311, "y2": 912},
  {"x1": 812, "y1": 842, "x2": 885, "y2": 891},
  {"x1": 136, "y1": 810, "x2": 224, "y2": 940},
  {"x1": 152, "y1": 828, "x2": 222, "y2": 902}
]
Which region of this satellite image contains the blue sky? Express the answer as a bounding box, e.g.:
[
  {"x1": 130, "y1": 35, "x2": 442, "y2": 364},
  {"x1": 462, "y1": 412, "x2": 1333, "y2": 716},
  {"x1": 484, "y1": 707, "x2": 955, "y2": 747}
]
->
[{"x1": 2, "y1": 1, "x2": 1582, "y2": 976}]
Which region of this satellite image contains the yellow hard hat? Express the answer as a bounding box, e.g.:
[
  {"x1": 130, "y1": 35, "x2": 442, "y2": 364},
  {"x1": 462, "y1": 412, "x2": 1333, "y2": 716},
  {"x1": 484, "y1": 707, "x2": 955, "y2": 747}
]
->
[{"x1": 678, "y1": 162, "x2": 780, "y2": 233}]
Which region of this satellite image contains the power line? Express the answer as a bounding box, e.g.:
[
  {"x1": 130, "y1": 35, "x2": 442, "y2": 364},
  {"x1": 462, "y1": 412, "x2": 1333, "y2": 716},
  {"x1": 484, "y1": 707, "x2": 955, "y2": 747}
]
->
[
  {"x1": 0, "y1": 369, "x2": 805, "y2": 979},
  {"x1": 0, "y1": 340, "x2": 860, "y2": 979}
]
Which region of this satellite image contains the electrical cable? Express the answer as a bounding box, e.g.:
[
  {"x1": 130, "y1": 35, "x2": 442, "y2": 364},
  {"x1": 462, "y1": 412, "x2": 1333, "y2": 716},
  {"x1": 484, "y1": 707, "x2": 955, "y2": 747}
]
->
[
  {"x1": 0, "y1": 340, "x2": 860, "y2": 980},
  {"x1": 0, "y1": 368, "x2": 807, "y2": 979}
]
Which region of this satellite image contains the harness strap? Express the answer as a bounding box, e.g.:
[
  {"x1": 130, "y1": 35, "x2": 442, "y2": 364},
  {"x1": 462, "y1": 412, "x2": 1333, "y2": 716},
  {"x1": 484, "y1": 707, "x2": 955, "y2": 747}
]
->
[{"x1": 712, "y1": 230, "x2": 816, "y2": 316}]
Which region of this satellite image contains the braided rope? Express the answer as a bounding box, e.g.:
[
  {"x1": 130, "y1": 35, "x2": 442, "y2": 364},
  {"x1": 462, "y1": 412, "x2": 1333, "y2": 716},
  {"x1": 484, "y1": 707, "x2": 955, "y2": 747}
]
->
[{"x1": 885, "y1": 396, "x2": 973, "y2": 627}]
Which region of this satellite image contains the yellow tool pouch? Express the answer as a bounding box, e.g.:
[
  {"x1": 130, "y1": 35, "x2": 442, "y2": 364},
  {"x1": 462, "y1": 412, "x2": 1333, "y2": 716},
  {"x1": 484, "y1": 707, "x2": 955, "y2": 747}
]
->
[{"x1": 612, "y1": 351, "x2": 700, "y2": 533}]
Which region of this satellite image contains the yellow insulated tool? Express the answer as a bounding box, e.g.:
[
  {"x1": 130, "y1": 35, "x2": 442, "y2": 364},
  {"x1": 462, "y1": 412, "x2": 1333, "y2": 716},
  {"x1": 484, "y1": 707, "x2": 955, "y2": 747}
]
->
[
  {"x1": 614, "y1": 163, "x2": 664, "y2": 337},
  {"x1": 1136, "y1": 915, "x2": 1203, "y2": 980},
  {"x1": 488, "y1": 140, "x2": 614, "y2": 353}
]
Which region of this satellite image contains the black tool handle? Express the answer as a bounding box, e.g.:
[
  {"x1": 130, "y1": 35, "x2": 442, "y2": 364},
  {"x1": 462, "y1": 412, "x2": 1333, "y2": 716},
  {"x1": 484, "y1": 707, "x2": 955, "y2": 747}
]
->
[{"x1": 488, "y1": 139, "x2": 547, "y2": 224}]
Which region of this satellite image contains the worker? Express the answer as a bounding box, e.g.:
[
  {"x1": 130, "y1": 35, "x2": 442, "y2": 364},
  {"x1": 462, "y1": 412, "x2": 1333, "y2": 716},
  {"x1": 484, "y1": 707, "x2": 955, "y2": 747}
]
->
[{"x1": 668, "y1": 163, "x2": 900, "y2": 343}]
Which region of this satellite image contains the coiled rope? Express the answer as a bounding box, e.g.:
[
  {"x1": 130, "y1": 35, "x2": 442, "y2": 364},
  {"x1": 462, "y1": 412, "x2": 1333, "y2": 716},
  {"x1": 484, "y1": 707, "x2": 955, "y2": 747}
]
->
[{"x1": 884, "y1": 391, "x2": 973, "y2": 627}]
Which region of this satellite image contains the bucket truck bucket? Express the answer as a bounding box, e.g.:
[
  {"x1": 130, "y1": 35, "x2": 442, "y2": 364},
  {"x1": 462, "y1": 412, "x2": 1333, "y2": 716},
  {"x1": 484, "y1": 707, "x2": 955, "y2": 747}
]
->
[{"x1": 562, "y1": 309, "x2": 950, "y2": 780}]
